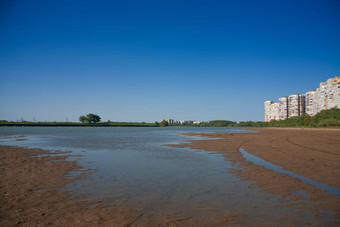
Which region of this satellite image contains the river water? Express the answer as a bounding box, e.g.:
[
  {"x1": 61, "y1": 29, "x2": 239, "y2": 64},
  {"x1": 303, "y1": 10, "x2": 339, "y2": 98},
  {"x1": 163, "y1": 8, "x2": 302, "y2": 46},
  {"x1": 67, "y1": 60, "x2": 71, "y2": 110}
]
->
[{"x1": 0, "y1": 127, "x2": 334, "y2": 226}]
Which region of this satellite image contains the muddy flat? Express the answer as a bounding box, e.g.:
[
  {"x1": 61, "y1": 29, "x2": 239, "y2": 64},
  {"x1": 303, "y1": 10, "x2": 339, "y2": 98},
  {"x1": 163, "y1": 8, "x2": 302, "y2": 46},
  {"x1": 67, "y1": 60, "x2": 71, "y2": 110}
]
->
[
  {"x1": 169, "y1": 128, "x2": 340, "y2": 224},
  {"x1": 1, "y1": 127, "x2": 339, "y2": 226}
]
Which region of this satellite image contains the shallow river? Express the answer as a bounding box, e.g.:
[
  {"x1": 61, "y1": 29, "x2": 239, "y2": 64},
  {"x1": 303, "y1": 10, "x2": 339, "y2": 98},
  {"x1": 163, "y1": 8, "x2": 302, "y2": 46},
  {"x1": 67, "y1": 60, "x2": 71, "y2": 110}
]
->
[{"x1": 0, "y1": 127, "x2": 334, "y2": 226}]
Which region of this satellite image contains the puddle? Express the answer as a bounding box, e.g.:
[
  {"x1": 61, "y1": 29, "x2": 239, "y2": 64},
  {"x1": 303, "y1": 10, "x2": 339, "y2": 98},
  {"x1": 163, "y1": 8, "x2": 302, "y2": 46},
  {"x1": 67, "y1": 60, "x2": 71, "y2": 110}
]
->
[{"x1": 239, "y1": 148, "x2": 340, "y2": 197}]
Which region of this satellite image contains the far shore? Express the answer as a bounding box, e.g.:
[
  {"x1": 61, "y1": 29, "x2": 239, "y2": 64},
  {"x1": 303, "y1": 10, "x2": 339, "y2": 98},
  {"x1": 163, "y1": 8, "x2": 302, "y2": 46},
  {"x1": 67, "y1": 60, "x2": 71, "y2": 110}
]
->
[{"x1": 1, "y1": 121, "x2": 340, "y2": 129}]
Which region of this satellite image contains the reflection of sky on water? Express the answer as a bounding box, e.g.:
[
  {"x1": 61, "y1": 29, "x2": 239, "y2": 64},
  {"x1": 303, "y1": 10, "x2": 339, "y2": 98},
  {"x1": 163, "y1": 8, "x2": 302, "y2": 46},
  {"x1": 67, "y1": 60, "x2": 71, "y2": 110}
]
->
[
  {"x1": 239, "y1": 148, "x2": 340, "y2": 197},
  {"x1": 0, "y1": 127, "x2": 334, "y2": 226}
]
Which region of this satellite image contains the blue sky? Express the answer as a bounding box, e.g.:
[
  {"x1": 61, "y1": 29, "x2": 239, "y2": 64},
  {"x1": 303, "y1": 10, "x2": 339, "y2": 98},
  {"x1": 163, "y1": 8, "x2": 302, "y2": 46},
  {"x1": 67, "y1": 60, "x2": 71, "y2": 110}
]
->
[{"x1": 1, "y1": 0, "x2": 339, "y2": 122}]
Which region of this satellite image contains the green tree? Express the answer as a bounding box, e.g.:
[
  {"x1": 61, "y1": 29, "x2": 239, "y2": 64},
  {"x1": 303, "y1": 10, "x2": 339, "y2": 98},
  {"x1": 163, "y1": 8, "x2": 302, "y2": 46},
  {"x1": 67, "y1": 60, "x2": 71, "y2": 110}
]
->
[
  {"x1": 86, "y1": 113, "x2": 101, "y2": 123},
  {"x1": 160, "y1": 120, "x2": 168, "y2": 127},
  {"x1": 79, "y1": 113, "x2": 101, "y2": 123},
  {"x1": 154, "y1": 121, "x2": 160, "y2": 126},
  {"x1": 79, "y1": 115, "x2": 86, "y2": 123}
]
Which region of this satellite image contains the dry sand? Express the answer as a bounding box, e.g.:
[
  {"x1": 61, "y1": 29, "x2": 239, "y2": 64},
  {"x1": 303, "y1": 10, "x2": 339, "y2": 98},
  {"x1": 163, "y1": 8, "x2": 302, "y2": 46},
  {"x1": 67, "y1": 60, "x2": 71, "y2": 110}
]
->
[{"x1": 1, "y1": 128, "x2": 339, "y2": 226}]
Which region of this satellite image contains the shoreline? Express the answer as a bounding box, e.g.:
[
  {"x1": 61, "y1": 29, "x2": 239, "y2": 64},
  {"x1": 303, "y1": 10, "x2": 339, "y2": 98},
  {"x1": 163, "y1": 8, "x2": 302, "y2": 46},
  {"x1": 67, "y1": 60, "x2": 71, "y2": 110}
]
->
[
  {"x1": 168, "y1": 128, "x2": 340, "y2": 222},
  {"x1": 1, "y1": 123, "x2": 340, "y2": 129},
  {"x1": 0, "y1": 145, "x2": 142, "y2": 226},
  {"x1": 0, "y1": 145, "x2": 247, "y2": 226},
  {"x1": 1, "y1": 127, "x2": 340, "y2": 225},
  {"x1": 173, "y1": 127, "x2": 340, "y2": 187}
]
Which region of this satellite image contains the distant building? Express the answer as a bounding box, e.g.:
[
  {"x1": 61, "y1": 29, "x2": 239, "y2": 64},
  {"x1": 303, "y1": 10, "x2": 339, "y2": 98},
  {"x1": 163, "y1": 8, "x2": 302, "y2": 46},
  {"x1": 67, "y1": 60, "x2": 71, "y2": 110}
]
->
[
  {"x1": 279, "y1": 97, "x2": 288, "y2": 120},
  {"x1": 161, "y1": 119, "x2": 201, "y2": 125},
  {"x1": 264, "y1": 101, "x2": 274, "y2": 122},
  {"x1": 315, "y1": 88, "x2": 320, "y2": 114},
  {"x1": 288, "y1": 94, "x2": 300, "y2": 118},
  {"x1": 319, "y1": 82, "x2": 328, "y2": 111},
  {"x1": 179, "y1": 120, "x2": 194, "y2": 124},
  {"x1": 325, "y1": 77, "x2": 340, "y2": 109},
  {"x1": 316, "y1": 77, "x2": 340, "y2": 111},
  {"x1": 264, "y1": 76, "x2": 340, "y2": 121},
  {"x1": 271, "y1": 102, "x2": 279, "y2": 121},
  {"x1": 306, "y1": 91, "x2": 317, "y2": 116},
  {"x1": 299, "y1": 94, "x2": 305, "y2": 115},
  {"x1": 265, "y1": 94, "x2": 304, "y2": 122},
  {"x1": 161, "y1": 119, "x2": 177, "y2": 124}
]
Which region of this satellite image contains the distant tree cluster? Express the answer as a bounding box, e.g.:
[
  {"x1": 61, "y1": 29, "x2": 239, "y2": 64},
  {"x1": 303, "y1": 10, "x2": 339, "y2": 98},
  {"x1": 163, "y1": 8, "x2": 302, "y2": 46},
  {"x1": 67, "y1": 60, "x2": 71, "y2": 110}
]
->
[
  {"x1": 79, "y1": 113, "x2": 101, "y2": 123},
  {"x1": 160, "y1": 120, "x2": 168, "y2": 127},
  {"x1": 199, "y1": 120, "x2": 236, "y2": 127}
]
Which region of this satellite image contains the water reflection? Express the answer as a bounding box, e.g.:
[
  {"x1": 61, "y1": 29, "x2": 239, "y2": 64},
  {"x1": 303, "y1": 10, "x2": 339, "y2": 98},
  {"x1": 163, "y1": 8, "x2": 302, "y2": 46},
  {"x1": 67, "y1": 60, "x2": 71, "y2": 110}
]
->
[
  {"x1": 0, "y1": 127, "x2": 333, "y2": 225},
  {"x1": 239, "y1": 148, "x2": 340, "y2": 197}
]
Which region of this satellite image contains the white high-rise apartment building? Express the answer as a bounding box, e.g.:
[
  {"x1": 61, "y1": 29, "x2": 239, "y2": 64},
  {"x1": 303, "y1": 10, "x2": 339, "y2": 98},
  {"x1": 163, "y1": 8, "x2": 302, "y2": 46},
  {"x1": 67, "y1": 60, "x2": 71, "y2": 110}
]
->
[
  {"x1": 264, "y1": 101, "x2": 280, "y2": 122},
  {"x1": 316, "y1": 76, "x2": 340, "y2": 111},
  {"x1": 264, "y1": 101, "x2": 274, "y2": 122},
  {"x1": 315, "y1": 88, "x2": 320, "y2": 114},
  {"x1": 319, "y1": 82, "x2": 328, "y2": 111},
  {"x1": 306, "y1": 91, "x2": 317, "y2": 116},
  {"x1": 325, "y1": 77, "x2": 340, "y2": 109},
  {"x1": 265, "y1": 76, "x2": 339, "y2": 122},
  {"x1": 288, "y1": 94, "x2": 300, "y2": 118},
  {"x1": 271, "y1": 102, "x2": 279, "y2": 121},
  {"x1": 279, "y1": 97, "x2": 288, "y2": 120}
]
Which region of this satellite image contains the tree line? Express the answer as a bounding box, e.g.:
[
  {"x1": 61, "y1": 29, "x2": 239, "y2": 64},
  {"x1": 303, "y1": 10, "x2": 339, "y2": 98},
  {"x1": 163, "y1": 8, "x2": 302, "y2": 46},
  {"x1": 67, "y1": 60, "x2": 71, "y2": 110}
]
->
[{"x1": 159, "y1": 108, "x2": 340, "y2": 128}]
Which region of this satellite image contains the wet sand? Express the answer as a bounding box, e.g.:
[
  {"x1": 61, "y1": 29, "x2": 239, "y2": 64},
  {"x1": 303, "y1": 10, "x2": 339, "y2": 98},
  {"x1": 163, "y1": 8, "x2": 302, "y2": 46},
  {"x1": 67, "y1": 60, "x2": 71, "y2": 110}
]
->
[
  {"x1": 0, "y1": 146, "x2": 143, "y2": 226},
  {"x1": 0, "y1": 146, "x2": 245, "y2": 226},
  {"x1": 169, "y1": 128, "x2": 340, "y2": 224}
]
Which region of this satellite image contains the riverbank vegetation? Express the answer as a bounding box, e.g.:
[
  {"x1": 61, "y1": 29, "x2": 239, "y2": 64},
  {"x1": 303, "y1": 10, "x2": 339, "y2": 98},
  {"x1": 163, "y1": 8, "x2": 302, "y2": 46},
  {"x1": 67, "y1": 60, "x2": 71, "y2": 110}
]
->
[{"x1": 262, "y1": 108, "x2": 340, "y2": 128}]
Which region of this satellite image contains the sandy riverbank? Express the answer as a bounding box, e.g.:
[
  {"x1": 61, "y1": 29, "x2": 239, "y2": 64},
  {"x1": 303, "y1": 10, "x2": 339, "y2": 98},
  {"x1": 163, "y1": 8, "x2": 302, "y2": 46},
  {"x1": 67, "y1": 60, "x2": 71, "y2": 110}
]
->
[
  {"x1": 0, "y1": 145, "x2": 245, "y2": 226},
  {"x1": 0, "y1": 146, "x2": 143, "y2": 226},
  {"x1": 1, "y1": 128, "x2": 339, "y2": 226},
  {"x1": 168, "y1": 128, "x2": 340, "y2": 223}
]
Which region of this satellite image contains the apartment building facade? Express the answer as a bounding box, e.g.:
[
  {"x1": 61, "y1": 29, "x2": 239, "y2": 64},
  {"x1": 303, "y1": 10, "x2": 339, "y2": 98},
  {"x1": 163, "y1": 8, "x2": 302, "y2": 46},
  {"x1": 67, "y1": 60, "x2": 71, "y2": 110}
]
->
[
  {"x1": 264, "y1": 101, "x2": 274, "y2": 122},
  {"x1": 299, "y1": 94, "x2": 305, "y2": 116},
  {"x1": 264, "y1": 76, "x2": 339, "y2": 122},
  {"x1": 278, "y1": 97, "x2": 288, "y2": 120},
  {"x1": 306, "y1": 91, "x2": 317, "y2": 116},
  {"x1": 288, "y1": 94, "x2": 300, "y2": 118}
]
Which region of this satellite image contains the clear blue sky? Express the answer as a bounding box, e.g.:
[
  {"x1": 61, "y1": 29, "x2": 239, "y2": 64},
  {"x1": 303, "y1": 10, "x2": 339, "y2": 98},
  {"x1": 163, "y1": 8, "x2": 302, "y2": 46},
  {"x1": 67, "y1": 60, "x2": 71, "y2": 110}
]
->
[{"x1": 1, "y1": 0, "x2": 339, "y2": 122}]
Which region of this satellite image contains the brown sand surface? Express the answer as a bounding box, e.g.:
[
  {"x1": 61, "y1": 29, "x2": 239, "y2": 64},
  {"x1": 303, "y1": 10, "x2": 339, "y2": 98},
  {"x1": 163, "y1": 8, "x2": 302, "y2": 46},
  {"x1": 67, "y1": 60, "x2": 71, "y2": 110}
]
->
[
  {"x1": 0, "y1": 145, "x2": 245, "y2": 226},
  {"x1": 168, "y1": 128, "x2": 340, "y2": 224},
  {"x1": 0, "y1": 146, "x2": 143, "y2": 227}
]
